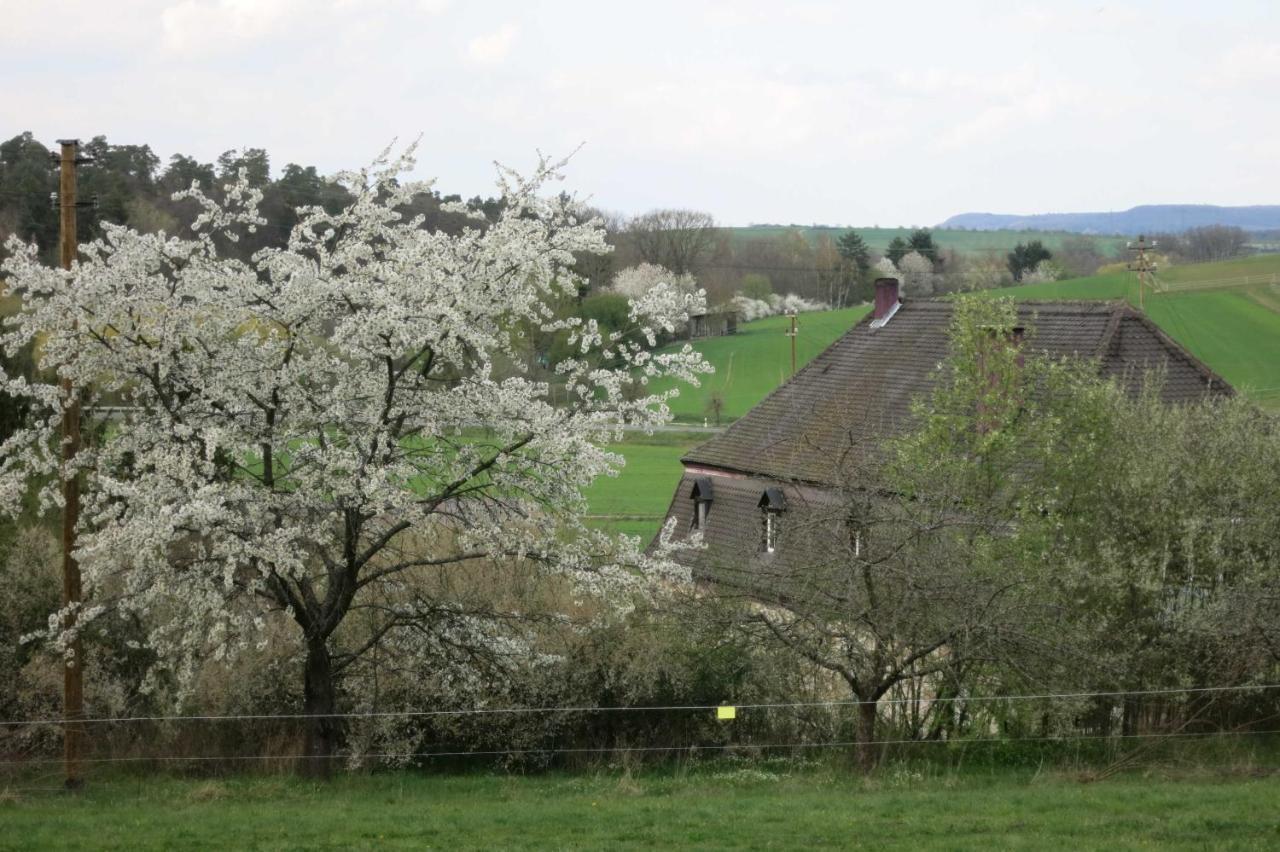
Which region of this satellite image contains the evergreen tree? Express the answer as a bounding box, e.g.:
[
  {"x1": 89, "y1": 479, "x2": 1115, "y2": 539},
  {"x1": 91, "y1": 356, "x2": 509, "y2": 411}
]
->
[
  {"x1": 0, "y1": 132, "x2": 58, "y2": 257},
  {"x1": 1006, "y1": 240, "x2": 1053, "y2": 282},
  {"x1": 907, "y1": 228, "x2": 941, "y2": 269},
  {"x1": 836, "y1": 229, "x2": 871, "y2": 275},
  {"x1": 886, "y1": 235, "x2": 909, "y2": 265}
]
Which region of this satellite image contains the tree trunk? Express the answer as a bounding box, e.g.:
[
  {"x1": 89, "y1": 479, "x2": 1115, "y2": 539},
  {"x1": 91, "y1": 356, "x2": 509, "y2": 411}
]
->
[
  {"x1": 302, "y1": 637, "x2": 339, "y2": 779},
  {"x1": 1121, "y1": 694, "x2": 1140, "y2": 737},
  {"x1": 855, "y1": 699, "x2": 879, "y2": 773}
]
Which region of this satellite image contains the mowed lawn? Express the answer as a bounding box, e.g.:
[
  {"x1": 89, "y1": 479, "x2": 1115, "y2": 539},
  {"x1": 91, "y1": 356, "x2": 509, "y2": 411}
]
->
[
  {"x1": 648, "y1": 305, "x2": 871, "y2": 424},
  {"x1": 583, "y1": 434, "x2": 706, "y2": 541},
  {"x1": 2, "y1": 769, "x2": 1279, "y2": 850}
]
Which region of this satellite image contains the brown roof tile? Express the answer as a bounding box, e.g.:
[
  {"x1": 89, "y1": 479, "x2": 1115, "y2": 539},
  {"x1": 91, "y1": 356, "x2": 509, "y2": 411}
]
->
[{"x1": 682, "y1": 300, "x2": 1231, "y2": 485}]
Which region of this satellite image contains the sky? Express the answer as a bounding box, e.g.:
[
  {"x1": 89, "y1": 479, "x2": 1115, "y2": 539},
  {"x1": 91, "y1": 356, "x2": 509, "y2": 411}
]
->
[{"x1": 3, "y1": 0, "x2": 1278, "y2": 226}]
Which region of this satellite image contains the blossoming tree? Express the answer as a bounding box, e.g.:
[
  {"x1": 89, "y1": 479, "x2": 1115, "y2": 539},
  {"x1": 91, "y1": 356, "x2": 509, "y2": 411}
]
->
[
  {"x1": 0, "y1": 144, "x2": 708, "y2": 775},
  {"x1": 610, "y1": 262, "x2": 698, "y2": 301}
]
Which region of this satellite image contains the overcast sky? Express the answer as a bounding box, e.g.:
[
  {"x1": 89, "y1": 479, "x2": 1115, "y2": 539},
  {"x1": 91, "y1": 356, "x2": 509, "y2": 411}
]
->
[{"x1": 4, "y1": 0, "x2": 1278, "y2": 226}]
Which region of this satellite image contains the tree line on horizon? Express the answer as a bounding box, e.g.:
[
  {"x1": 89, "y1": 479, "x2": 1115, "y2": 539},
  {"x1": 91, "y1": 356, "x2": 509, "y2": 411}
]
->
[{"x1": 1, "y1": 131, "x2": 1254, "y2": 320}]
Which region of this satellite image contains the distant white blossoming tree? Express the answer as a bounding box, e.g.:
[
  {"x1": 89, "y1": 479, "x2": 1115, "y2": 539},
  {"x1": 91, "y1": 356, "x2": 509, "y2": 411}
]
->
[
  {"x1": 872, "y1": 256, "x2": 898, "y2": 279},
  {"x1": 610, "y1": 262, "x2": 698, "y2": 301},
  {"x1": 0, "y1": 144, "x2": 708, "y2": 776},
  {"x1": 897, "y1": 251, "x2": 938, "y2": 296}
]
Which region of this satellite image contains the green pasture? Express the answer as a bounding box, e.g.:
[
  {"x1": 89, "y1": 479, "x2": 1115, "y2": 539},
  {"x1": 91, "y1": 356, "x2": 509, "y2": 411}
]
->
[
  {"x1": 1001, "y1": 253, "x2": 1280, "y2": 401},
  {"x1": 583, "y1": 433, "x2": 705, "y2": 541},
  {"x1": 648, "y1": 305, "x2": 871, "y2": 425},
  {"x1": 2, "y1": 765, "x2": 1278, "y2": 850},
  {"x1": 726, "y1": 225, "x2": 1128, "y2": 257}
]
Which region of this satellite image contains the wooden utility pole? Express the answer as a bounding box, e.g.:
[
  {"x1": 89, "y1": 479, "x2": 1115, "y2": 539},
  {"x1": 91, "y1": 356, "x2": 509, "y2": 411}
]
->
[
  {"x1": 55, "y1": 139, "x2": 86, "y2": 791},
  {"x1": 1127, "y1": 235, "x2": 1158, "y2": 312},
  {"x1": 785, "y1": 311, "x2": 798, "y2": 375}
]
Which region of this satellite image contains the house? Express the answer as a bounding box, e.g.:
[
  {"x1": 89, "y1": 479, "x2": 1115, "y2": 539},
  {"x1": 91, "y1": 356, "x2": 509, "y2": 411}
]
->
[
  {"x1": 656, "y1": 277, "x2": 1233, "y2": 584},
  {"x1": 685, "y1": 310, "x2": 738, "y2": 340}
]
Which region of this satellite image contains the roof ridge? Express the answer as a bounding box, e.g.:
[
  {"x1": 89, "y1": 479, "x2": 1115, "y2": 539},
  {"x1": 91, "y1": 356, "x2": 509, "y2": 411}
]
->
[
  {"x1": 680, "y1": 307, "x2": 875, "y2": 466},
  {"x1": 1118, "y1": 309, "x2": 1235, "y2": 395},
  {"x1": 680, "y1": 295, "x2": 1234, "y2": 483}
]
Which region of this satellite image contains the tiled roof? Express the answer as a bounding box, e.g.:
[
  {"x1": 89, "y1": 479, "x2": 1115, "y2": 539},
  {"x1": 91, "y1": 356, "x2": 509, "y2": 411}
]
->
[
  {"x1": 682, "y1": 300, "x2": 1231, "y2": 485},
  {"x1": 660, "y1": 471, "x2": 842, "y2": 590}
]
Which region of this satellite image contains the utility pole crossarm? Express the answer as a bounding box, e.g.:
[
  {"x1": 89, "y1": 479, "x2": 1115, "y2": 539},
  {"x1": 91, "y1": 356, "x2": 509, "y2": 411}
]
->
[
  {"x1": 1127, "y1": 235, "x2": 1158, "y2": 312},
  {"x1": 785, "y1": 311, "x2": 798, "y2": 376}
]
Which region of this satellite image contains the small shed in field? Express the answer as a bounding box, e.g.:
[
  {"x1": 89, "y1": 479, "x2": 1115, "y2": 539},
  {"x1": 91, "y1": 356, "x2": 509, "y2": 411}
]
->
[{"x1": 685, "y1": 310, "x2": 738, "y2": 340}]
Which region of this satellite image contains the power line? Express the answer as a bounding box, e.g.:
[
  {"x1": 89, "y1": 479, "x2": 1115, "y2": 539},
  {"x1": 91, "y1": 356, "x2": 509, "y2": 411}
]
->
[{"x1": 3, "y1": 683, "x2": 1276, "y2": 729}]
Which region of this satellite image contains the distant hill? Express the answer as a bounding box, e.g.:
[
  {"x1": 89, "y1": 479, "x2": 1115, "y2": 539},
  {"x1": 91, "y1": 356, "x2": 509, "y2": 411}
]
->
[{"x1": 941, "y1": 205, "x2": 1280, "y2": 236}]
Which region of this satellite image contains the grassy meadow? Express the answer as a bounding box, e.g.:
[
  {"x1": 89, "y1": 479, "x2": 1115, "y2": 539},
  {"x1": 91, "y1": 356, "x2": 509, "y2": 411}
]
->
[
  {"x1": 583, "y1": 433, "x2": 705, "y2": 540},
  {"x1": 646, "y1": 305, "x2": 871, "y2": 425},
  {"x1": 1000, "y1": 253, "x2": 1280, "y2": 401},
  {"x1": 2, "y1": 764, "x2": 1278, "y2": 850}
]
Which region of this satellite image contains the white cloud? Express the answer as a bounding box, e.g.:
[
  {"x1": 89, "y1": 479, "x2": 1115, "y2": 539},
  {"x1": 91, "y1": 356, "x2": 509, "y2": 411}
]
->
[
  {"x1": 1214, "y1": 41, "x2": 1280, "y2": 84},
  {"x1": 465, "y1": 23, "x2": 518, "y2": 66},
  {"x1": 160, "y1": 0, "x2": 299, "y2": 53},
  {"x1": 0, "y1": 0, "x2": 157, "y2": 50},
  {"x1": 1013, "y1": 4, "x2": 1140, "y2": 33},
  {"x1": 6, "y1": 0, "x2": 1280, "y2": 226}
]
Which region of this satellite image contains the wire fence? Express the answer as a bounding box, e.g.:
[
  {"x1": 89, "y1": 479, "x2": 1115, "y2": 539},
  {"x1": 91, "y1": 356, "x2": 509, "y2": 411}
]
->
[
  {"x1": 1156, "y1": 272, "x2": 1280, "y2": 293},
  {"x1": 4, "y1": 682, "x2": 1278, "y2": 728},
  {"x1": 3, "y1": 683, "x2": 1278, "y2": 780},
  {"x1": 4, "y1": 727, "x2": 1278, "y2": 771}
]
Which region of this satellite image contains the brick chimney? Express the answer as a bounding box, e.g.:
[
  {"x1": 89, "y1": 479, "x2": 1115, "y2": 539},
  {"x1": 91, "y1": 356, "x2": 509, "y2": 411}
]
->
[{"x1": 871, "y1": 277, "x2": 900, "y2": 328}]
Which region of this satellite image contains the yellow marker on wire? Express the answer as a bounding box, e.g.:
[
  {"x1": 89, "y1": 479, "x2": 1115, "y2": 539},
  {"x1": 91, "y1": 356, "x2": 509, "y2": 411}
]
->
[{"x1": 716, "y1": 705, "x2": 736, "y2": 721}]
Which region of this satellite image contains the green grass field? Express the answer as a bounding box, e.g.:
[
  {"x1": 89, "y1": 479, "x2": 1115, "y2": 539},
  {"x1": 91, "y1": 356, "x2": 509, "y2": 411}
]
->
[
  {"x1": 1001, "y1": 253, "x2": 1280, "y2": 402},
  {"x1": 583, "y1": 433, "x2": 705, "y2": 541},
  {"x1": 648, "y1": 306, "x2": 871, "y2": 424},
  {"x1": 3, "y1": 767, "x2": 1278, "y2": 850},
  {"x1": 727, "y1": 225, "x2": 1128, "y2": 257}
]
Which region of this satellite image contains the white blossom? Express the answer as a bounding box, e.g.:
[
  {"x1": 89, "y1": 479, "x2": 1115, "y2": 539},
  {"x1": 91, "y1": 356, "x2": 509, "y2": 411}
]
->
[
  {"x1": 0, "y1": 143, "x2": 709, "y2": 707},
  {"x1": 1020, "y1": 260, "x2": 1062, "y2": 284},
  {"x1": 610, "y1": 262, "x2": 698, "y2": 301},
  {"x1": 729, "y1": 292, "x2": 828, "y2": 322},
  {"x1": 897, "y1": 251, "x2": 937, "y2": 296}
]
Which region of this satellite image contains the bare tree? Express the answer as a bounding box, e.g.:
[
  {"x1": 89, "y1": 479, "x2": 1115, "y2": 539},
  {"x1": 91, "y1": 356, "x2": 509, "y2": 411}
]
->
[
  {"x1": 627, "y1": 208, "x2": 717, "y2": 274},
  {"x1": 1056, "y1": 236, "x2": 1108, "y2": 278},
  {"x1": 572, "y1": 207, "x2": 628, "y2": 302},
  {"x1": 709, "y1": 299, "x2": 1085, "y2": 771},
  {"x1": 1183, "y1": 225, "x2": 1249, "y2": 262},
  {"x1": 724, "y1": 460, "x2": 1036, "y2": 771}
]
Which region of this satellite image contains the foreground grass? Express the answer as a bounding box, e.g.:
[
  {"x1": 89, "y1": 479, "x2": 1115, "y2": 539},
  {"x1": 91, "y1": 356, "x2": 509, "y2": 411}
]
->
[{"x1": 2, "y1": 765, "x2": 1278, "y2": 850}]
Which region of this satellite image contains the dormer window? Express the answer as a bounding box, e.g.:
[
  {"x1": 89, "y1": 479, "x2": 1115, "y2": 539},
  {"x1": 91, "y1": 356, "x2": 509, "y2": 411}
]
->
[
  {"x1": 758, "y1": 487, "x2": 787, "y2": 553},
  {"x1": 689, "y1": 477, "x2": 713, "y2": 531}
]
